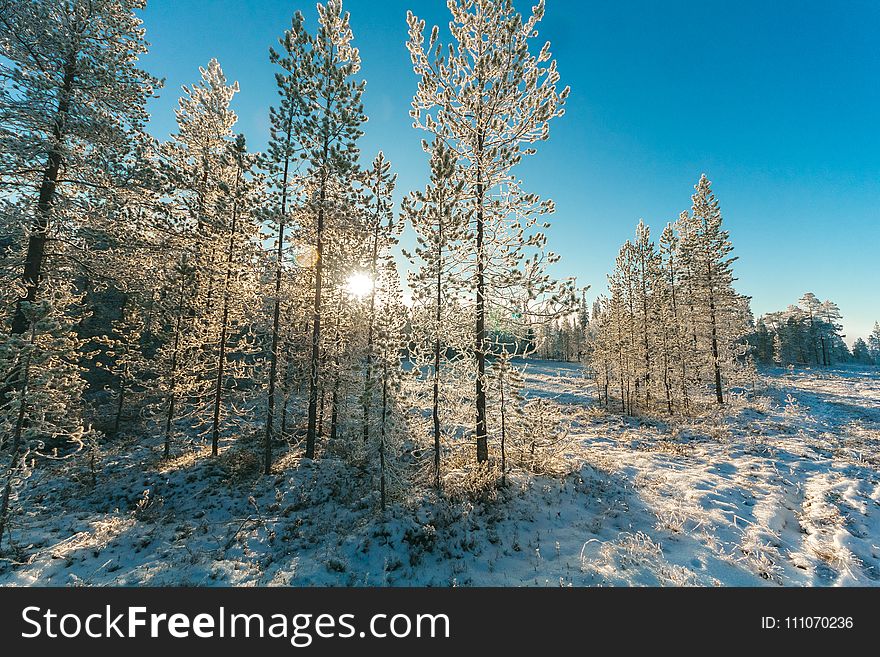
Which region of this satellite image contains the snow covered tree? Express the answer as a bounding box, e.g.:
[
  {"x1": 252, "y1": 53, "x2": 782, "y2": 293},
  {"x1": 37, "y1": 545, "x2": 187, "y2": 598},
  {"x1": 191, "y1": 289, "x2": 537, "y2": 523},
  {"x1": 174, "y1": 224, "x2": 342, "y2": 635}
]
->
[
  {"x1": 360, "y1": 152, "x2": 397, "y2": 448},
  {"x1": 632, "y1": 220, "x2": 661, "y2": 408},
  {"x1": 602, "y1": 243, "x2": 629, "y2": 413},
  {"x1": 101, "y1": 296, "x2": 148, "y2": 435},
  {"x1": 869, "y1": 322, "x2": 880, "y2": 364},
  {"x1": 0, "y1": 284, "x2": 96, "y2": 547},
  {"x1": 679, "y1": 174, "x2": 747, "y2": 405},
  {"x1": 749, "y1": 318, "x2": 775, "y2": 365},
  {"x1": 798, "y1": 292, "x2": 824, "y2": 365},
  {"x1": 817, "y1": 299, "x2": 845, "y2": 365},
  {"x1": 588, "y1": 297, "x2": 614, "y2": 408},
  {"x1": 590, "y1": 177, "x2": 750, "y2": 415},
  {"x1": 658, "y1": 222, "x2": 689, "y2": 411},
  {"x1": 207, "y1": 135, "x2": 264, "y2": 456},
  {"x1": 0, "y1": 0, "x2": 160, "y2": 462},
  {"x1": 851, "y1": 338, "x2": 873, "y2": 364},
  {"x1": 757, "y1": 295, "x2": 849, "y2": 367},
  {"x1": 284, "y1": 0, "x2": 366, "y2": 461},
  {"x1": 156, "y1": 60, "x2": 263, "y2": 457},
  {"x1": 407, "y1": 0, "x2": 570, "y2": 464},
  {"x1": 369, "y1": 256, "x2": 409, "y2": 511},
  {"x1": 262, "y1": 9, "x2": 311, "y2": 472},
  {"x1": 0, "y1": 0, "x2": 159, "y2": 338},
  {"x1": 516, "y1": 395, "x2": 570, "y2": 475},
  {"x1": 488, "y1": 347, "x2": 523, "y2": 486},
  {"x1": 403, "y1": 138, "x2": 470, "y2": 489}
]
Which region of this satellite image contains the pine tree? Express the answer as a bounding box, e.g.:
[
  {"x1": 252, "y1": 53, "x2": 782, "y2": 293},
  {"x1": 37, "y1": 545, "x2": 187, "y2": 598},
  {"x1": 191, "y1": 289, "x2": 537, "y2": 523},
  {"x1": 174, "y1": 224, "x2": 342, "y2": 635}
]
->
[
  {"x1": 757, "y1": 296, "x2": 849, "y2": 368},
  {"x1": 360, "y1": 152, "x2": 397, "y2": 448},
  {"x1": 632, "y1": 221, "x2": 661, "y2": 408},
  {"x1": 102, "y1": 297, "x2": 148, "y2": 435},
  {"x1": 262, "y1": 9, "x2": 311, "y2": 473},
  {"x1": 680, "y1": 174, "x2": 744, "y2": 405},
  {"x1": 0, "y1": 0, "x2": 159, "y2": 338},
  {"x1": 208, "y1": 135, "x2": 263, "y2": 456},
  {"x1": 408, "y1": 0, "x2": 569, "y2": 464},
  {"x1": 798, "y1": 293, "x2": 824, "y2": 365},
  {"x1": 817, "y1": 300, "x2": 845, "y2": 366},
  {"x1": 158, "y1": 60, "x2": 261, "y2": 457},
  {"x1": 869, "y1": 322, "x2": 880, "y2": 363},
  {"x1": 145, "y1": 253, "x2": 205, "y2": 458},
  {"x1": 371, "y1": 256, "x2": 408, "y2": 511},
  {"x1": 852, "y1": 338, "x2": 872, "y2": 364},
  {"x1": 0, "y1": 284, "x2": 96, "y2": 547},
  {"x1": 489, "y1": 348, "x2": 524, "y2": 486},
  {"x1": 590, "y1": 177, "x2": 750, "y2": 415},
  {"x1": 292, "y1": 0, "x2": 367, "y2": 461},
  {"x1": 659, "y1": 222, "x2": 689, "y2": 412},
  {"x1": 403, "y1": 138, "x2": 469, "y2": 489},
  {"x1": 749, "y1": 318, "x2": 775, "y2": 365},
  {"x1": 0, "y1": 0, "x2": 160, "y2": 447}
]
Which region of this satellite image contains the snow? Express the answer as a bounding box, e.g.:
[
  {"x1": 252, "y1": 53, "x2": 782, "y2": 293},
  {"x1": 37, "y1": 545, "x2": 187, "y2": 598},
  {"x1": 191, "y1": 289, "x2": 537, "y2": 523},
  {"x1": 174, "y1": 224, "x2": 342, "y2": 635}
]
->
[{"x1": 2, "y1": 362, "x2": 879, "y2": 587}]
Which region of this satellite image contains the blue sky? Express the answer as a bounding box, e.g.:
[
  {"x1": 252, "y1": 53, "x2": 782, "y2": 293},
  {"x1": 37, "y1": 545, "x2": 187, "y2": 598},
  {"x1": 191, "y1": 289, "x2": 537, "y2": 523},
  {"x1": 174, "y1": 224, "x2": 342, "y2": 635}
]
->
[{"x1": 139, "y1": 0, "x2": 880, "y2": 343}]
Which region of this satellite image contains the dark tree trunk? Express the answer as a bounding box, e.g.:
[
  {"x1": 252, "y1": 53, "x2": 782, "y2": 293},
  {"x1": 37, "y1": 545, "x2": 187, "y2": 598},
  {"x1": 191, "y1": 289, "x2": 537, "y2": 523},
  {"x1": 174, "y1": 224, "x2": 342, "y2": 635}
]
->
[
  {"x1": 499, "y1": 359, "x2": 507, "y2": 488},
  {"x1": 362, "y1": 199, "x2": 383, "y2": 445},
  {"x1": 164, "y1": 274, "x2": 187, "y2": 459},
  {"x1": 211, "y1": 160, "x2": 241, "y2": 457},
  {"x1": 329, "y1": 294, "x2": 343, "y2": 444},
  {"x1": 264, "y1": 117, "x2": 293, "y2": 474},
  {"x1": 640, "y1": 255, "x2": 651, "y2": 408},
  {"x1": 316, "y1": 385, "x2": 325, "y2": 440},
  {"x1": 164, "y1": 317, "x2": 183, "y2": 459},
  {"x1": 379, "y1": 357, "x2": 388, "y2": 512},
  {"x1": 305, "y1": 167, "x2": 328, "y2": 459},
  {"x1": 474, "y1": 143, "x2": 488, "y2": 464},
  {"x1": 279, "y1": 332, "x2": 294, "y2": 439},
  {"x1": 10, "y1": 58, "x2": 76, "y2": 337},
  {"x1": 0, "y1": 324, "x2": 37, "y2": 548},
  {"x1": 705, "y1": 258, "x2": 724, "y2": 405},
  {"x1": 114, "y1": 388, "x2": 125, "y2": 435},
  {"x1": 432, "y1": 205, "x2": 444, "y2": 489}
]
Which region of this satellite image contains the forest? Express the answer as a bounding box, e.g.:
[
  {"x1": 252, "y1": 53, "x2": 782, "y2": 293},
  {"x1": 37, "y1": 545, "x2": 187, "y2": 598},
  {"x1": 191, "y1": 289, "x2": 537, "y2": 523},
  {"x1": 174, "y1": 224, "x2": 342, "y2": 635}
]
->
[{"x1": 1, "y1": 0, "x2": 878, "y2": 587}]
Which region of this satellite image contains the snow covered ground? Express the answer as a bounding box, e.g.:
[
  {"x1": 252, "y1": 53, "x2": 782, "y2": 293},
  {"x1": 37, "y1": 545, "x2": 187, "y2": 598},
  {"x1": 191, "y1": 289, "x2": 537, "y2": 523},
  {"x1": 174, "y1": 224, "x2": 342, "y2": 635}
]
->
[{"x1": 1, "y1": 362, "x2": 879, "y2": 587}]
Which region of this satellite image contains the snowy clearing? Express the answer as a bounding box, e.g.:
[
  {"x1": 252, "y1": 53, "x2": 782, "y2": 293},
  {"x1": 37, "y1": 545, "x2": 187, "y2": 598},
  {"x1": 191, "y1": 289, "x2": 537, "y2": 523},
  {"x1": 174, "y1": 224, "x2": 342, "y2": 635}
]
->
[{"x1": 1, "y1": 362, "x2": 879, "y2": 587}]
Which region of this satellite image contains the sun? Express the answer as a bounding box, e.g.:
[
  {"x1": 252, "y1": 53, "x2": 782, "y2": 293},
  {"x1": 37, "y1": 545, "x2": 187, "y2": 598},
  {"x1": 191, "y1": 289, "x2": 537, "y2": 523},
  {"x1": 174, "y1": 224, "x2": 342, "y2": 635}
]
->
[{"x1": 345, "y1": 272, "x2": 374, "y2": 299}]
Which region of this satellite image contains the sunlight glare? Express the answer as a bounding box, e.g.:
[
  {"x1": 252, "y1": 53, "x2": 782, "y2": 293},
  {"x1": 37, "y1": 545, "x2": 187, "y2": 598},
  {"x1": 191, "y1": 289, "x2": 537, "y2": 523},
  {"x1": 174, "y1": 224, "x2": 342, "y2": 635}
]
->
[{"x1": 346, "y1": 272, "x2": 374, "y2": 299}]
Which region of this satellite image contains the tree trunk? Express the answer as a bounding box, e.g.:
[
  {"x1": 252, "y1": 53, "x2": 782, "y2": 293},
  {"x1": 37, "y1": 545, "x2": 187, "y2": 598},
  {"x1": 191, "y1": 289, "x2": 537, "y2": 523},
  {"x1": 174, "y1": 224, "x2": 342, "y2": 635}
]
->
[
  {"x1": 668, "y1": 256, "x2": 690, "y2": 414},
  {"x1": 616, "y1": 318, "x2": 626, "y2": 414},
  {"x1": 212, "y1": 156, "x2": 242, "y2": 456},
  {"x1": 329, "y1": 293, "x2": 344, "y2": 443},
  {"x1": 164, "y1": 311, "x2": 183, "y2": 459},
  {"x1": 316, "y1": 385, "x2": 325, "y2": 440},
  {"x1": 279, "y1": 332, "x2": 295, "y2": 439},
  {"x1": 432, "y1": 208, "x2": 444, "y2": 490},
  {"x1": 705, "y1": 258, "x2": 724, "y2": 405},
  {"x1": 264, "y1": 114, "x2": 296, "y2": 473},
  {"x1": 474, "y1": 136, "x2": 488, "y2": 464},
  {"x1": 362, "y1": 200, "x2": 383, "y2": 445},
  {"x1": 114, "y1": 388, "x2": 125, "y2": 435},
  {"x1": 603, "y1": 362, "x2": 610, "y2": 408},
  {"x1": 305, "y1": 168, "x2": 328, "y2": 459},
  {"x1": 0, "y1": 323, "x2": 37, "y2": 548},
  {"x1": 379, "y1": 358, "x2": 388, "y2": 512},
  {"x1": 640, "y1": 256, "x2": 651, "y2": 409},
  {"x1": 10, "y1": 58, "x2": 76, "y2": 337},
  {"x1": 499, "y1": 358, "x2": 507, "y2": 487}
]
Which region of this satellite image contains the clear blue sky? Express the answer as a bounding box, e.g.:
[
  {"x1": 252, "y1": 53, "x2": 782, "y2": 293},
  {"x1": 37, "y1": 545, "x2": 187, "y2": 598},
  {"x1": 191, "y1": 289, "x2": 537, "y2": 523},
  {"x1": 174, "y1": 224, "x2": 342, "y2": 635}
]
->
[{"x1": 138, "y1": 0, "x2": 880, "y2": 344}]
